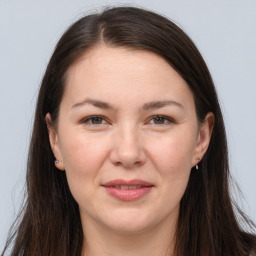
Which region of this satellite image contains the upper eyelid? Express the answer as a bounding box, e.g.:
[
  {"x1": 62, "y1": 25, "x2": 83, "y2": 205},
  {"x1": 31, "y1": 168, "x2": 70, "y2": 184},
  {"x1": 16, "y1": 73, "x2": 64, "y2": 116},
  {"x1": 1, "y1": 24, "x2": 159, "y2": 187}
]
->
[
  {"x1": 149, "y1": 115, "x2": 174, "y2": 121},
  {"x1": 81, "y1": 115, "x2": 108, "y2": 124},
  {"x1": 147, "y1": 115, "x2": 175, "y2": 124}
]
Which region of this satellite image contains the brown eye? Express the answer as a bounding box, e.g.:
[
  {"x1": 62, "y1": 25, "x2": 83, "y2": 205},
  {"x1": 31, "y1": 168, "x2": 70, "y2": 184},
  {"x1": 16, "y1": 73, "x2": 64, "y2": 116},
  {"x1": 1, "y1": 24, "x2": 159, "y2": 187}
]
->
[
  {"x1": 153, "y1": 116, "x2": 165, "y2": 124},
  {"x1": 90, "y1": 116, "x2": 104, "y2": 124},
  {"x1": 148, "y1": 115, "x2": 174, "y2": 125},
  {"x1": 82, "y1": 116, "x2": 107, "y2": 125}
]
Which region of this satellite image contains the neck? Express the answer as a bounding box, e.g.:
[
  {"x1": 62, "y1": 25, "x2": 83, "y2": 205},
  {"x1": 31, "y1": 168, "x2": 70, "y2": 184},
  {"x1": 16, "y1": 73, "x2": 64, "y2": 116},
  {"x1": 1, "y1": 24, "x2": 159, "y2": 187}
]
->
[{"x1": 81, "y1": 214, "x2": 177, "y2": 256}]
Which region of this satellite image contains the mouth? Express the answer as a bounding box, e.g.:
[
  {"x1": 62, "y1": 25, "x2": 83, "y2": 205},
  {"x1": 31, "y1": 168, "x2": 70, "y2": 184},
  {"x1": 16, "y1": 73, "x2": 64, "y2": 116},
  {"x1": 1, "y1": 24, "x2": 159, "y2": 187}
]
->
[
  {"x1": 108, "y1": 185, "x2": 148, "y2": 190},
  {"x1": 102, "y1": 179, "x2": 154, "y2": 201}
]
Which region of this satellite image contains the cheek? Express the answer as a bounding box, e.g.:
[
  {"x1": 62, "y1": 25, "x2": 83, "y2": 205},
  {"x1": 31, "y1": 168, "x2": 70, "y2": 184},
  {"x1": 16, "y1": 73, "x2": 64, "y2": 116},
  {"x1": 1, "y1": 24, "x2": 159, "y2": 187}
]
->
[
  {"x1": 149, "y1": 131, "x2": 196, "y2": 174},
  {"x1": 58, "y1": 132, "x2": 110, "y2": 196},
  {"x1": 60, "y1": 132, "x2": 109, "y2": 171},
  {"x1": 147, "y1": 131, "x2": 196, "y2": 205}
]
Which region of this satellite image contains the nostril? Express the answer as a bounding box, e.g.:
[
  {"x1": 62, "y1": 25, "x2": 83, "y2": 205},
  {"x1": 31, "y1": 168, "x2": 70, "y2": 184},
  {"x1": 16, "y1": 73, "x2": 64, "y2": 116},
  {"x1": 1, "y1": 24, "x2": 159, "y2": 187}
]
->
[{"x1": 109, "y1": 133, "x2": 147, "y2": 167}]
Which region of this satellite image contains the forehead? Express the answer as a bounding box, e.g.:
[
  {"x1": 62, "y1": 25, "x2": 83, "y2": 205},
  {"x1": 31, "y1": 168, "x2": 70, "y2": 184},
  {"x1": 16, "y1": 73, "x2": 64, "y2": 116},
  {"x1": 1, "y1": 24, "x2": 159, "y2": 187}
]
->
[
  {"x1": 62, "y1": 45, "x2": 194, "y2": 110},
  {"x1": 66, "y1": 46, "x2": 182, "y2": 82}
]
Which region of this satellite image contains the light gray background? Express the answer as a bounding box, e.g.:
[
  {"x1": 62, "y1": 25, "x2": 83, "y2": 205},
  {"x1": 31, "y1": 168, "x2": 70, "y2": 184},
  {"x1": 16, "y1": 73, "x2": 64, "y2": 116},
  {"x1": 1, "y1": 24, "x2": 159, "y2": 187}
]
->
[{"x1": 0, "y1": 0, "x2": 255, "y2": 248}]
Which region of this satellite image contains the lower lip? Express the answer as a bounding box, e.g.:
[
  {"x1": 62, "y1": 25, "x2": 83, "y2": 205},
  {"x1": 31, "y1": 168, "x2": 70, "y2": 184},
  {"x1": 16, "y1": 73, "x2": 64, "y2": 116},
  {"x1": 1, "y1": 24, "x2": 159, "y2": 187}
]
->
[{"x1": 103, "y1": 186, "x2": 153, "y2": 201}]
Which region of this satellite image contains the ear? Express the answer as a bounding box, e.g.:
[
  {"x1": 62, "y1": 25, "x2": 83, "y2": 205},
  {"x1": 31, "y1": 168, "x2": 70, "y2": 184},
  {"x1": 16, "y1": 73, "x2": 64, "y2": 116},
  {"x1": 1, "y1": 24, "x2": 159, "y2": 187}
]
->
[
  {"x1": 45, "y1": 113, "x2": 65, "y2": 171},
  {"x1": 192, "y1": 112, "x2": 214, "y2": 167}
]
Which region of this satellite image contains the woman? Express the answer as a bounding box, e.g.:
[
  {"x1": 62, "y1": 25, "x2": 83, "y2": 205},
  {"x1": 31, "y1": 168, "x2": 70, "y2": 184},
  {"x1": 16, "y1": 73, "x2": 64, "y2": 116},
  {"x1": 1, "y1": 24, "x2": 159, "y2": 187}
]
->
[{"x1": 1, "y1": 6, "x2": 255, "y2": 256}]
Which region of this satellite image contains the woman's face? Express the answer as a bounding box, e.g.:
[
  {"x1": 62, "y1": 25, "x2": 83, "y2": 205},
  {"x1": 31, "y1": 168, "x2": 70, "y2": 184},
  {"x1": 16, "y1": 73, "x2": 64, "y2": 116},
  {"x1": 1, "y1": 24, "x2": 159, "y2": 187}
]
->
[{"x1": 47, "y1": 46, "x2": 212, "y2": 234}]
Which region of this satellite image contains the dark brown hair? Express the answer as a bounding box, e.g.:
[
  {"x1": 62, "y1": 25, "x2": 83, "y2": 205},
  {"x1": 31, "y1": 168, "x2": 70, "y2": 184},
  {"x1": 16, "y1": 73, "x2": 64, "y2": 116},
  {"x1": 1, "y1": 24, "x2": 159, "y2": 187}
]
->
[{"x1": 2, "y1": 6, "x2": 255, "y2": 256}]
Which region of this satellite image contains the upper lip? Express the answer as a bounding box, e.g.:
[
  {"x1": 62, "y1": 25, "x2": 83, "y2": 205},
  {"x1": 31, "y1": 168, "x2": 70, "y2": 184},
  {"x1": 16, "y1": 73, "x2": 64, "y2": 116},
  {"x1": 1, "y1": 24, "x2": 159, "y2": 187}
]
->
[{"x1": 102, "y1": 179, "x2": 154, "y2": 187}]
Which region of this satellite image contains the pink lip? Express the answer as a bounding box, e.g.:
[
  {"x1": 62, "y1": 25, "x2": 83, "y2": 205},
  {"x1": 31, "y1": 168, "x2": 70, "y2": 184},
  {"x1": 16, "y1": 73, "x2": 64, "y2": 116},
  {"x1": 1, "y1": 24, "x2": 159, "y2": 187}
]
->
[
  {"x1": 103, "y1": 179, "x2": 153, "y2": 187},
  {"x1": 102, "y1": 179, "x2": 154, "y2": 201}
]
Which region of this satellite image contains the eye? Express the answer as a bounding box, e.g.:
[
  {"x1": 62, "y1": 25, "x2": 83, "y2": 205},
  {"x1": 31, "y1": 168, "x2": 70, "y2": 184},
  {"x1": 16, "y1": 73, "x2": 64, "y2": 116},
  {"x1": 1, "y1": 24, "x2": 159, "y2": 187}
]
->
[
  {"x1": 81, "y1": 115, "x2": 108, "y2": 125},
  {"x1": 148, "y1": 115, "x2": 174, "y2": 125}
]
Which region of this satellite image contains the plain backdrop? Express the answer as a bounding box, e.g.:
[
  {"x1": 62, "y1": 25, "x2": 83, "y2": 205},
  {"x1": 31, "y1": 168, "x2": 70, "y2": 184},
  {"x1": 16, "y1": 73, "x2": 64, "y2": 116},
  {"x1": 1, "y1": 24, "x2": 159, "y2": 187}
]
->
[{"x1": 0, "y1": 0, "x2": 255, "y2": 249}]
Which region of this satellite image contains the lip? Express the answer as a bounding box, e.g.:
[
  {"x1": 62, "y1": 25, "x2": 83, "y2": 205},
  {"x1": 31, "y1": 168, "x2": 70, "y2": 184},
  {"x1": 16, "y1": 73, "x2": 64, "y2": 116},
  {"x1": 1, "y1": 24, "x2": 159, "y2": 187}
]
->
[
  {"x1": 103, "y1": 179, "x2": 153, "y2": 187},
  {"x1": 102, "y1": 179, "x2": 154, "y2": 201}
]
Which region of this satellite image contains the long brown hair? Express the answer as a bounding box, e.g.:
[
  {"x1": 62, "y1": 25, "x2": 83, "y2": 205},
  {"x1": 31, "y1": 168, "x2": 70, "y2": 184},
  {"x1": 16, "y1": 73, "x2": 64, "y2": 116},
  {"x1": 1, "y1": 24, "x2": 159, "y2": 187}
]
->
[{"x1": 2, "y1": 6, "x2": 255, "y2": 256}]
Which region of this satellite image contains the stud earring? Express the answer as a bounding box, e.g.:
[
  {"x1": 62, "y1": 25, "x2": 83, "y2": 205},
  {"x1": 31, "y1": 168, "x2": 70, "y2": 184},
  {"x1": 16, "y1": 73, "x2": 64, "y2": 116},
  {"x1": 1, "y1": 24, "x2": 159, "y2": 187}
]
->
[
  {"x1": 54, "y1": 159, "x2": 65, "y2": 171},
  {"x1": 195, "y1": 158, "x2": 200, "y2": 170}
]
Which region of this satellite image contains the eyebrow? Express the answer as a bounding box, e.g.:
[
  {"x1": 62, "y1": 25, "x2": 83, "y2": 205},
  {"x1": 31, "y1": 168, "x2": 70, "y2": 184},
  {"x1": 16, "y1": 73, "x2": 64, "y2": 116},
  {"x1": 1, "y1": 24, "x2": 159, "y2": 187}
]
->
[
  {"x1": 72, "y1": 98, "x2": 115, "y2": 110},
  {"x1": 142, "y1": 100, "x2": 184, "y2": 110},
  {"x1": 71, "y1": 98, "x2": 184, "y2": 111}
]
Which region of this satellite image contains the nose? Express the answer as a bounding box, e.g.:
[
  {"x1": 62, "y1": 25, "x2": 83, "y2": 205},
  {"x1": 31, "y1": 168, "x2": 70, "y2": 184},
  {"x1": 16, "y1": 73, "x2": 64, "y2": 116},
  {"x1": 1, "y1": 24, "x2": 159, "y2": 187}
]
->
[{"x1": 109, "y1": 125, "x2": 146, "y2": 168}]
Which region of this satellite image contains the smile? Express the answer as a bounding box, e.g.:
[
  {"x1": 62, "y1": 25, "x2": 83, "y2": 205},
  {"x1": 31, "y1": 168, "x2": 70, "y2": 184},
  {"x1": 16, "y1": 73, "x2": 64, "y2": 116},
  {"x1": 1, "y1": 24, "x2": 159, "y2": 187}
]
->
[
  {"x1": 102, "y1": 179, "x2": 154, "y2": 201},
  {"x1": 112, "y1": 185, "x2": 142, "y2": 190}
]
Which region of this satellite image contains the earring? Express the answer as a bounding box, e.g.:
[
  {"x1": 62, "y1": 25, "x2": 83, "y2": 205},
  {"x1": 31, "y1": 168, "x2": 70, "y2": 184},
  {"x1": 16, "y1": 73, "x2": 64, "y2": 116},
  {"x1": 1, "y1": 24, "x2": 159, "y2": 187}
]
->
[
  {"x1": 195, "y1": 158, "x2": 200, "y2": 170},
  {"x1": 54, "y1": 159, "x2": 65, "y2": 171}
]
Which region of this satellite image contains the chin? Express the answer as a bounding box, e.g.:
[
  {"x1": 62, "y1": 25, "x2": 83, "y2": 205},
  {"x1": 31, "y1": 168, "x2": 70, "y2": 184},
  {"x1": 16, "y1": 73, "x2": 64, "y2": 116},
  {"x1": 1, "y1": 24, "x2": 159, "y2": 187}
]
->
[
  {"x1": 99, "y1": 210, "x2": 160, "y2": 234},
  {"x1": 106, "y1": 221, "x2": 152, "y2": 235}
]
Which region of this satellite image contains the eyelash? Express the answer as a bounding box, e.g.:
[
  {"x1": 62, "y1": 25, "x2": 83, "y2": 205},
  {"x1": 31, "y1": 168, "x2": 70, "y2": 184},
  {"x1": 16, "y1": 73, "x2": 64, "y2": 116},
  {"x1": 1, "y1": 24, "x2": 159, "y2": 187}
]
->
[
  {"x1": 147, "y1": 115, "x2": 175, "y2": 125},
  {"x1": 81, "y1": 115, "x2": 108, "y2": 125},
  {"x1": 81, "y1": 115, "x2": 175, "y2": 126}
]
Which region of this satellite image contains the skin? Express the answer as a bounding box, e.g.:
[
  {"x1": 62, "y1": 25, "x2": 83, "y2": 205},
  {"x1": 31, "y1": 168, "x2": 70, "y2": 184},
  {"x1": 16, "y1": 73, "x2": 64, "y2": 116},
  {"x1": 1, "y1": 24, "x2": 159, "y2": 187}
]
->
[{"x1": 46, "y1": 45, "x2": 214, "y2": 256}]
